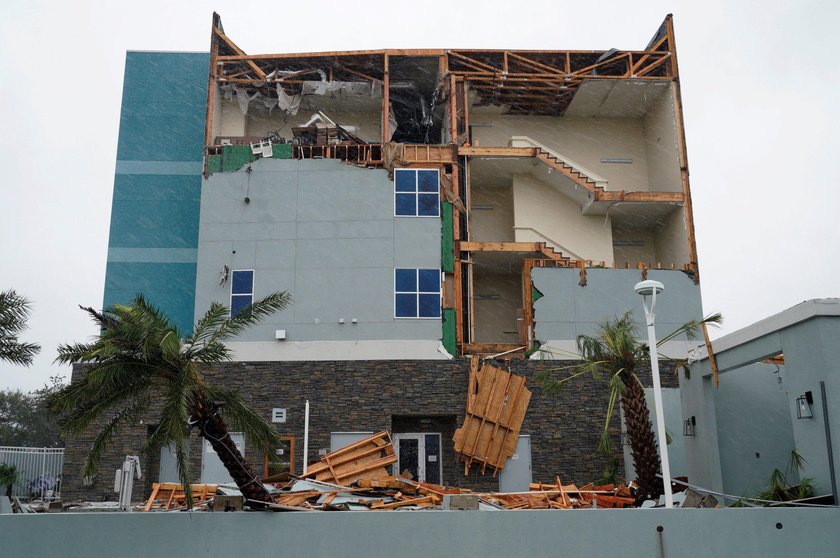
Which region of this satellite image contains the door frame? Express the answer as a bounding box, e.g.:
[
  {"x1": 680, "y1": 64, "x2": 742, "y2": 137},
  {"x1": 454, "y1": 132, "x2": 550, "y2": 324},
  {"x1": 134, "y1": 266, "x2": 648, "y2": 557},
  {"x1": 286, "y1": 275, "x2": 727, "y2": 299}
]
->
[{"x1": 393, "y1": 432, "x2": 442, "y2": 483}]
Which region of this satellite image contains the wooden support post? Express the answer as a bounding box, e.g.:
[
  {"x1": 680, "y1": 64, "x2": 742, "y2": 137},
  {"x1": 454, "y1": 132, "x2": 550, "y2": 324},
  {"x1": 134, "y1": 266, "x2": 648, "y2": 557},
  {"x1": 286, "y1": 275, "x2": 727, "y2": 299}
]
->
[
  {"x1": 382, "y1": 53, "x2": 390, "y2": 142},
  {"x1": 702, "y1": 322, "x2": 720, "y2": 388},
  {"x1": 468, "y1": 251, "x2": 475, "y2": 343},
  {"x1": 522, "y1": 260, "x2": 534, "y2": 349},
  {"x1": 463, "y1": 81, "x2": 470, "y2": 144},
  {"x1": 449, "y1": 74, "x2": 458, "y2": 144},
  {"x1": 452, "y1": 164, "x2": 464, "y2": 348},
  {"x1": 204, "y1": 13, "x2": 221, "y2": 167},
  {"x1": 666, "y1": 15, "x2": 700, "y2": 284}
]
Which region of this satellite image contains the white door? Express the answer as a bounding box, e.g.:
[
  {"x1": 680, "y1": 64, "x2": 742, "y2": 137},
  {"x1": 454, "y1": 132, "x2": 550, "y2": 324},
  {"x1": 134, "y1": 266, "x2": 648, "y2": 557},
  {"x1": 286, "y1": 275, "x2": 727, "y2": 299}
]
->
[
  {"x1": 393, "y1": 433, "x2": 442, "y2": 484},
  {"x1": 200, "y1": 432, "x2": 244, "y2": 484},
  {"x1": 499, "y1": 435, "x2": 532, "y2": 492},
  {"x1": 159, "y1": 443, "x2": 183, "y2": 483}
]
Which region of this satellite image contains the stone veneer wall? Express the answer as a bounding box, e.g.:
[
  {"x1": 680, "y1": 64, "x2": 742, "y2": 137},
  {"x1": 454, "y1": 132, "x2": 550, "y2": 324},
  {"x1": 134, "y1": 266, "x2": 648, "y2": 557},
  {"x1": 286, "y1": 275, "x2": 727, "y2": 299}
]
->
[{"x1": 62, "y1": 359, "x2": 678, "y2": 502}]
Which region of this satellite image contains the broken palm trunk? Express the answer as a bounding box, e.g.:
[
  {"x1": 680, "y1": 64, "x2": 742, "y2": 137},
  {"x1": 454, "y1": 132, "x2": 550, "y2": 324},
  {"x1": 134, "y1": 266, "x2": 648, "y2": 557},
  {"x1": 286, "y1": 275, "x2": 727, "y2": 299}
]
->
[
  {"x1": 302, "y1": 431, "x2": 397, "y2": 485},
  {"x1": 453, "y1": 358, "x2": 532, "y2": 476}
]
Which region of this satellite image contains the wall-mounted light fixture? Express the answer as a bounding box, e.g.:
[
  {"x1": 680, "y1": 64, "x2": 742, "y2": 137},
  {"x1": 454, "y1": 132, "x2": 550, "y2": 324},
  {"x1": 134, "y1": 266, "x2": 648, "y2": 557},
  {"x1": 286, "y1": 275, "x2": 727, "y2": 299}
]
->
[
  {"x1": 683, "y1": 416, "x2": 696, "y2": 437},
  {"x1": 797, "y1": 391, "x2": 814, "y2": 419}
]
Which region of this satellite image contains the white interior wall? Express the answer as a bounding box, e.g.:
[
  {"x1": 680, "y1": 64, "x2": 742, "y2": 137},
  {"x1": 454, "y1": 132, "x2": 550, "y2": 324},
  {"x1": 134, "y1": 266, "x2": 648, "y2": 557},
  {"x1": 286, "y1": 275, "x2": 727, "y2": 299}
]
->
[
  {"x1": 472, "y1": 270, "x2": 521, "y2": 344},
  {"x1": 470, "y1": 184, "x2": 515, "y2": 241},
  {"x1": 642, "y1": 87, "x2": 682, "y2": 193},
  {"x1": 654, "y1": 207, "x2": 690, "y2": 265},
  {"x1": 611, "y1": 229, "x2": 658, "y2": 266},
  {"x1": 211, "y1": 83, "x2": 222, "y2": 143},
  {"x1": 219, "y1": 98, "x2": 246, "y2": 137},
  {"x1": 471, "y1": 115, "x2": 651, "y2": 192},
  {"x1": 512, "y1": 174, "x2": 613, "y2": 262}
]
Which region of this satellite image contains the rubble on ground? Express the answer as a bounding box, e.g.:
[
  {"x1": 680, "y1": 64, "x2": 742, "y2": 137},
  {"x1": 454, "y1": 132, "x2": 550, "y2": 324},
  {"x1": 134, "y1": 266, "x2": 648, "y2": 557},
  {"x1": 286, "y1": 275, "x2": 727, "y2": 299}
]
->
[{"x1": 135, "y1": 431, "x2": 647, "y2": 512}]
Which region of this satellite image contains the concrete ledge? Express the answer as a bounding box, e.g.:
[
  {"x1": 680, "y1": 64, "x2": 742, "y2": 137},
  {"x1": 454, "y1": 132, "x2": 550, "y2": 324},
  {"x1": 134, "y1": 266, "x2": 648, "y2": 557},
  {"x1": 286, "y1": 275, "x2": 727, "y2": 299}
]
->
[
  {"x1": 1, "y1": 508, "x2": 838, "y2": 557},
  {"x1": 227, "y1": 340, "x2": 452, "y2": 361}
]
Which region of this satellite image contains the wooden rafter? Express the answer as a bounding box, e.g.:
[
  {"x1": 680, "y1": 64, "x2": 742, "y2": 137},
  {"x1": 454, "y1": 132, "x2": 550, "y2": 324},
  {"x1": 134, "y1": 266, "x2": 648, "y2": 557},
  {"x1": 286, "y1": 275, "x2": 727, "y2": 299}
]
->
[{"x1": 213, "y1": 27, "x2": 266, "y2": 79}]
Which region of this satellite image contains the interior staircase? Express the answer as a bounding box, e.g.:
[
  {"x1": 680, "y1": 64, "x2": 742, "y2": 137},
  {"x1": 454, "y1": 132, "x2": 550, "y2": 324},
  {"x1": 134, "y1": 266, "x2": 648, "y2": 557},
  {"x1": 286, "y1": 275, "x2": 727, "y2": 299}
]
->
[{"x1": 508, "y1": 136, "x2": 608, "y2": 196}]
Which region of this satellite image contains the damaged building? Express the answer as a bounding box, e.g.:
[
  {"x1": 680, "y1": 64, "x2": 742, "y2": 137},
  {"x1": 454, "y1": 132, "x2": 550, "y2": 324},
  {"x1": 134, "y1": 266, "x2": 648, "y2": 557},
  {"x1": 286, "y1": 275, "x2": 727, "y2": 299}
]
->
[{"x1": 62, "y1": 13, "x2": 708, "y2": 501}]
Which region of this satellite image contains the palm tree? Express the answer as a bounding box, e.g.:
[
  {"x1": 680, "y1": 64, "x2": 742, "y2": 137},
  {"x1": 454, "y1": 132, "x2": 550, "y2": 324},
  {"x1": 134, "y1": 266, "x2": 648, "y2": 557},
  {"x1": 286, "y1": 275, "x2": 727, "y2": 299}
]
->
[
  {"x1": 49, "y1": 292, "x2": 290, "y2": 506},
  {"x1": 538, "y1": 310, "x2": 721, "y2": 503},
  {"x1": 0, "y1": 289, "x2": 41, "y2": 366}
]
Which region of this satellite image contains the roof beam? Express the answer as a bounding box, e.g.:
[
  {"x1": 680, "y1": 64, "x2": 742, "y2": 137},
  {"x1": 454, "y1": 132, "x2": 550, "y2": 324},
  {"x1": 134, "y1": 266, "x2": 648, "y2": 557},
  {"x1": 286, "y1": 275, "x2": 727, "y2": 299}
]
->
[{"x1": 213, "y1": 27, "x2": 266, "y2": 79}]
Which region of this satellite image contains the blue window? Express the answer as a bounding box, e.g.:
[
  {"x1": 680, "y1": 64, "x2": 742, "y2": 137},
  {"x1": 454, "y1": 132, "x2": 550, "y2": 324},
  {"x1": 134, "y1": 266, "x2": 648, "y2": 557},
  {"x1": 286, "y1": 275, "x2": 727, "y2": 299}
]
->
[
  {"x1": 230, "y1": 270, "x2": 254, "y2": 317},
  {"x1": 394, "y1": 169, "x2": 439, "y2": 217},
  {"x1": 395, "y1": 268, "x2": 441, "y2": 318}
]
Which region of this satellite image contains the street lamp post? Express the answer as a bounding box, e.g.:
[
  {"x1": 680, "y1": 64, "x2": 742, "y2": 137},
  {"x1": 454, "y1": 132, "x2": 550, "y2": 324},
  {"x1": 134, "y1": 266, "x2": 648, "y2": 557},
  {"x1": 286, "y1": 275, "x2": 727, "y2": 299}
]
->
[{"x1": 634, "y1": 279, "x2": 673, "y2": 508}]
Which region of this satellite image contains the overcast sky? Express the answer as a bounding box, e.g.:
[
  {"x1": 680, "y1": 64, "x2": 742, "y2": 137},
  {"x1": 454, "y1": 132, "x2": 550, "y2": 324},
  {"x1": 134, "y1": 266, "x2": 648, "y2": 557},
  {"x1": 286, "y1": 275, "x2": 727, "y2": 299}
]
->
[{"x1": 1, "y1": 0, "x2": 838, "y2": 391}]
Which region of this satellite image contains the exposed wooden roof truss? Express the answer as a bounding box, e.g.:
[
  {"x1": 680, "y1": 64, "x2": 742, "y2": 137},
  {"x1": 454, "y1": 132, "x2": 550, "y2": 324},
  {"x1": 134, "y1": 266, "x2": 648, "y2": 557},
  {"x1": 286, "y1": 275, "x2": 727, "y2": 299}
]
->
[{"x1": 207, "y1": 14, "x2": 677, "y2": 116}]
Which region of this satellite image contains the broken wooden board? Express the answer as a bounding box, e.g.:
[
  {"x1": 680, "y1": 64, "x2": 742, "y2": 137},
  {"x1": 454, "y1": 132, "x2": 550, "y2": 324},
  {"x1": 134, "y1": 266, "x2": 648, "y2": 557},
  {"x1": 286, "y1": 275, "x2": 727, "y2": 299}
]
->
[
  {"x1": 143, "y1": 483, "x2": 218, "y2": 511},
  {"x1": 302, "y1": 431, "x2": 397, "y2": 485},
  {"x1": 453, "y1": 359, "x2": 532, "y2": 475}
]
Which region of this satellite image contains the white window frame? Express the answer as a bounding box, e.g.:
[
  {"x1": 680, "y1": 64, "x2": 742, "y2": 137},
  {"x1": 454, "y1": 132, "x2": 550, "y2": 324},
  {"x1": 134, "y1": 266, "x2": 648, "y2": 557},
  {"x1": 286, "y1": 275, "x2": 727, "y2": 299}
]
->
[
  {"x1": 393, "y1": 168, "x2": 440, "y2": 218},
  {"x1": 394, "y1": 268, "x2": 442, "y2": 320},
  {"x1": 230, "y1": 269, "x2": 255, "y2": 317}
]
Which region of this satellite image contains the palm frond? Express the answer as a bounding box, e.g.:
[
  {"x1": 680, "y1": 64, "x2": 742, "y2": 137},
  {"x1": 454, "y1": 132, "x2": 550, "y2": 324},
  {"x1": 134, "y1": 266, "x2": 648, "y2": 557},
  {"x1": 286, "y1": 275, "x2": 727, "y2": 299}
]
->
[
  {"x1": 656, "y1": 312, "x2": 723, "y2": 346},
  {"x1": 196, "y1": 292, "x2": 291, "y2": 350},
  {"x1": 187, "y1": 302, "x2": 231, "y2": 348},
  {"x1": 174, "y1": 441, "x2": 194, "y2": 509},
  {"x1": 598, "y1": 382, "x2": 621, "y2": 456},
  {"x1": 81, "y1": 397, "x2": 149, "y2": 478},
  {"x1": 536, "y1": 363, "x2": 600, "y2": 396},
  {"x1": 0, "y1": 290, "x2": 35, "y2": 334},
  {"x1": 0, "y1": 290, "x2": 41, "y2": 366}
]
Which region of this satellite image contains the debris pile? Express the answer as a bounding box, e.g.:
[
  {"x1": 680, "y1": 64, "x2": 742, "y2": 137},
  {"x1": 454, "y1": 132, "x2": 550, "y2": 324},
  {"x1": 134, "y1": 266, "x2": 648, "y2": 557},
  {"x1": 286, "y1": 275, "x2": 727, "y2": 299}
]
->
[
  {"x1": 134, "y1": 432, "x2": 645, "y2": 512},
  {"x1": 484, "y1": 479, "x2": 636, "y2": 509},
  {"x1": 300, "y1": 430, "x2": 396, "y2": 485},
  {"x1": 144, "y1": 483, "x2": 219, "y2": 511}
]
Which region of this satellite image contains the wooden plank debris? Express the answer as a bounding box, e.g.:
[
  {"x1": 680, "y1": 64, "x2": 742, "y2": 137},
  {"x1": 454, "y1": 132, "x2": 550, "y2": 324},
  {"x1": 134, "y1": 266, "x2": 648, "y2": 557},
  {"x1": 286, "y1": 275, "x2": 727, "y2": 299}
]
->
[
  {"x1": 453, "y1": 360, "x2": 532, "y2": 475},
  {"x1": 302, "y1": 431, "x2": 397, "y2": 485},
  {"x1": 143, "y1": 483, "x2": 218, "y2": 511}
]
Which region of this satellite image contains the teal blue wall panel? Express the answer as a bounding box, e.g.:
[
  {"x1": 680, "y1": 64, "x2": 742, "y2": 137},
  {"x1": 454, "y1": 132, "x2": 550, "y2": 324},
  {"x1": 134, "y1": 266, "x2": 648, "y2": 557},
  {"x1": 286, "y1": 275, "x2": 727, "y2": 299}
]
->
[
  {"x1": 112, "y1": 173, "x2": 201, "y2": 202},
  {"x1": 117, "y1": 115, "x2": 208, "y2": 162},
  {"x1": 104, "y1": 262, "x2": 197, "y2": 333},
  {"x1": 116, "y1": 52, "x2": 209, "y2": 162},
  {"x1": 104, "y1": 51, "x2": 209, "y2": 333},
  {"x1": 109, "y1": 191, "x2": 200, "y2": 248}
]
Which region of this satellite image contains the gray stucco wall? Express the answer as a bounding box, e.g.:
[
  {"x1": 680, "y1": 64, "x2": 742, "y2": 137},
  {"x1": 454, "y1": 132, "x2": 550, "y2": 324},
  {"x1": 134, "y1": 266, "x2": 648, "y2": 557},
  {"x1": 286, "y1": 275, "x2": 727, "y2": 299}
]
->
[
  {"x1": 196, "y1": 158, "x2": 442, "y2": 342},
  {"x1": 781, "y1": 317, "x2": 840, "y2": 496},
  {"x1": 532, "y1": 268, "x2": 703, "y2": 344},
  {"x1": 682, "y1": 313, "x2": 840, "y2": 499},
  {"x1": 3, "y1": 509, "x2": 840, "y2": 558},
  {"x1": 715, "y1": 363, "x2": 796, "y2": 497}
]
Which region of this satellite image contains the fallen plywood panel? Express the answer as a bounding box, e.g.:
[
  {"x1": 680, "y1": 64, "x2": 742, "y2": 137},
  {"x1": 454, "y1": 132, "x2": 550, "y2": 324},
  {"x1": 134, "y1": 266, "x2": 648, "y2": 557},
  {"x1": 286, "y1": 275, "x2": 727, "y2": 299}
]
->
[
  {"x1": 302, "y1": 431, "x2": 397, "y2": 485},
  {"x1": 453, "y1": 358, "x2": 532, "y2": 475}
]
